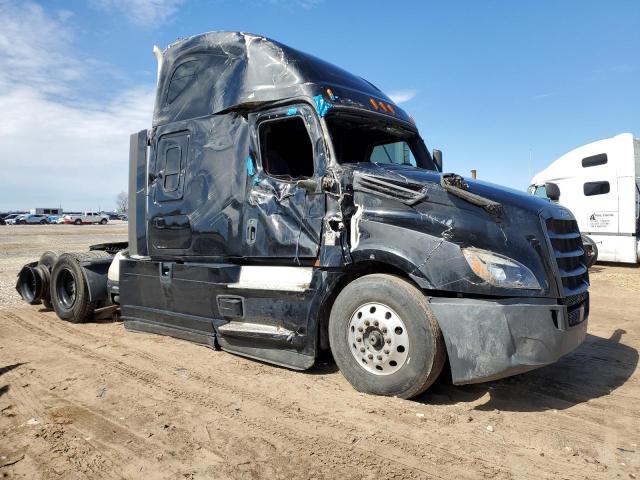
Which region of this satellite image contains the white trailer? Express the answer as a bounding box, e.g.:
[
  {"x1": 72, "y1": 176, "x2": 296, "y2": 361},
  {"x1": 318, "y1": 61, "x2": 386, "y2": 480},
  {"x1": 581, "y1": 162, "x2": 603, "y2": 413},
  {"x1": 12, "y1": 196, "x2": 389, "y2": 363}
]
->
[{"x1": 529, "y1": 133, "x2": 640, "y2": 263}]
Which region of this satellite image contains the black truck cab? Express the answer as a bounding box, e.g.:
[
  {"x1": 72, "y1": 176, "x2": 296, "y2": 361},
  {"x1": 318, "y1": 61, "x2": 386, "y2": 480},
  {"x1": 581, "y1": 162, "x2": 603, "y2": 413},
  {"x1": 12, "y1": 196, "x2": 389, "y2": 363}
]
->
[{"x1": 21, "y1": 32, "x2": 589, "y2": 399}]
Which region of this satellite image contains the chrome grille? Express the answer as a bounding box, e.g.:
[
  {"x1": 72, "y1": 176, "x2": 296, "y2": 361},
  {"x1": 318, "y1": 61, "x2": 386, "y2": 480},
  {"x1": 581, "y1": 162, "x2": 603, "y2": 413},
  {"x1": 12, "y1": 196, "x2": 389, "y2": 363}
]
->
[{"x1": 545, "y1": 218, "x2": 589, "y2": 296}]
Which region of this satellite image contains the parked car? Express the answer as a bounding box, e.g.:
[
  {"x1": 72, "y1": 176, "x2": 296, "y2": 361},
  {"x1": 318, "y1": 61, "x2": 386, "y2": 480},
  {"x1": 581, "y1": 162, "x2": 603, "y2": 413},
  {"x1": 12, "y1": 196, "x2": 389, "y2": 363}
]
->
[
  {"x1": 47, "y1": 215, "x2": 60, "y2": 224},
  {"x1": 17, "y1": 214, "x2": 50, "y2": 224},
  {"x1": 62, "y1": 212, "x2": 109, "y2": 225},
  {"x1": 2, "y1": 213, "x2": 25, "y2": 225}
]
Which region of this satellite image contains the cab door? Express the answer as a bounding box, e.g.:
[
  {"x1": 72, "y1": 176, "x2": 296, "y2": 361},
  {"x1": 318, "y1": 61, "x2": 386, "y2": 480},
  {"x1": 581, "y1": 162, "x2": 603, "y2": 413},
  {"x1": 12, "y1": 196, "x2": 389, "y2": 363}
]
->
[
  {"x1": 147, "y1": 129, "x2": 192, "y2": 255},
  {"x1": 242, "y1": 104, "x2": 327, "y2": 261}
]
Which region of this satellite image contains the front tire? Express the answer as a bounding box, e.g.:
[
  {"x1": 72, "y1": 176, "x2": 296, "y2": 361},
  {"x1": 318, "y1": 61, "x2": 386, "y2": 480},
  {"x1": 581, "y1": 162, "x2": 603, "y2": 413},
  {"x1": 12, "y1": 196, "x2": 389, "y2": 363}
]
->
[
  {"x1": 74, "y1": 219, "x2": 81, "y2": 225},
  {"x1": 100, "y1": 218, "x2": 107, "y2": 225},
  {"x1": 329, "y1": 274, "x2": 446, "y2": 399}
]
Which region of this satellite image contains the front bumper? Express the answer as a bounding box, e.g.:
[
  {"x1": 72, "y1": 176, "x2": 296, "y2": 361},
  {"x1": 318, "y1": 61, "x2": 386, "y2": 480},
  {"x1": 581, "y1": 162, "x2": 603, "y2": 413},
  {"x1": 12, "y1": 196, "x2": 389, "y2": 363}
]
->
[{"x1": 429, "y1": 296, "x2": 588, "y2": 384}]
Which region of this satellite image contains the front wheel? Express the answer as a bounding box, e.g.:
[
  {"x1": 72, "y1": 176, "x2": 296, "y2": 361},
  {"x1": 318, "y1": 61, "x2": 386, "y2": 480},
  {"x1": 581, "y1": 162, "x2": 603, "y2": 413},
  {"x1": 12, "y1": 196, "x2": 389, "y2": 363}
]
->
[
  {"x1": 74, "y1": 219, "x2": 81, "y2": 225},
  {"x1": 100, "y1": 218, "x2": 107, "y2": 225},
  {"x1": 328, "y1": 274, "x2": 446, "y2": 399}
]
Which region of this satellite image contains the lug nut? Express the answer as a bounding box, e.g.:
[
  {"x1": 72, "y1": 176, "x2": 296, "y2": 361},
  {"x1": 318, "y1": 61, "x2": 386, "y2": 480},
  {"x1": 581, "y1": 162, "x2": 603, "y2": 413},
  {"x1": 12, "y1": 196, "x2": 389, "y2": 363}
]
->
[
  {"x1": 358, "y1": 326, "x2": 363, "y2": 332},
  {"x1": 373, "y1": 320, "x2": 379, "y2": 326},
  {"x1": 384, "y1": 349, "x2": 390, "y2": 354},
  {"x1": 364, "y1": 320, "x2": 370, "y2": 326},
  {"x1": 386, "y1": 338, "x2": 391, "y2": 344},
  {"x1": 382, "y1": 327, "x2": 387, "y2": 333},
  {"x1": 360, "y1": 347, "x2": 365, "y2": 353},
  {"x1": 377, "y1": 355, "x2": 382, "y2": 360},
  {"x1": 356, "y1": 337, "x2": 361, "y2": 342},
  {"x1": 367, "y1": 354, "x2": 373, "y2": 360}
]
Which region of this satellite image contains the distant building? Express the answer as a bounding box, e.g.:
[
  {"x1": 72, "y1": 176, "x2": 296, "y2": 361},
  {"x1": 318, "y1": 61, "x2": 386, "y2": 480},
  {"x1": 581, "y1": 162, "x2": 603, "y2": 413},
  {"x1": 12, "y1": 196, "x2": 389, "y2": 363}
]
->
[{"x1": 30, "y1": 207, "x2": 63, "y2": 215}]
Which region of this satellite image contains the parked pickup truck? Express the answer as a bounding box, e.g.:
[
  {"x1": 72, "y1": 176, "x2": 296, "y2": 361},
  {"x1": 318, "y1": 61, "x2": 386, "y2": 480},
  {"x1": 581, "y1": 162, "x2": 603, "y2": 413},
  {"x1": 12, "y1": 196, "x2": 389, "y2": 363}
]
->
[
  {"x1": 15, "y1": 32, "x2": 590, "y2": 399},
  {"x1": 62, "y1": 212, "x2": 109, "y2": 225}
]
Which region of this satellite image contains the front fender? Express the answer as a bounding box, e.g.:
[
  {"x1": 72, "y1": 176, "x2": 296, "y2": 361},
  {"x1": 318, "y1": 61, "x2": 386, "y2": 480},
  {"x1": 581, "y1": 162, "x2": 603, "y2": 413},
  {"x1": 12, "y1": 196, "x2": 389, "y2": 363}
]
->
[{"x1": 349, "y1": 219, "x2": 467, "y2": 290}]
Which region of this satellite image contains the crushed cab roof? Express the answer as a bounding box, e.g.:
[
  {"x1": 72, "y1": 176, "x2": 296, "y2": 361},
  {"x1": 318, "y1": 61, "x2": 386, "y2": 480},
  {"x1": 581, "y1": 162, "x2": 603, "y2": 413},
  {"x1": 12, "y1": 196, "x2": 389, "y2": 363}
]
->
[{"x1": 153, "y1": 31, "x2": 410, "y2": 126}]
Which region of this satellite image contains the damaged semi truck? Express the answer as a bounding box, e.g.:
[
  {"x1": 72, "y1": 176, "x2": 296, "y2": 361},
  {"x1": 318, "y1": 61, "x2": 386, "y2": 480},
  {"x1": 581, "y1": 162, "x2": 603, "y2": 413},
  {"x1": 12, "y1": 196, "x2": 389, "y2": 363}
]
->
[{"x1": 16, "y1": 32, "x2": 590, "y2": 399}]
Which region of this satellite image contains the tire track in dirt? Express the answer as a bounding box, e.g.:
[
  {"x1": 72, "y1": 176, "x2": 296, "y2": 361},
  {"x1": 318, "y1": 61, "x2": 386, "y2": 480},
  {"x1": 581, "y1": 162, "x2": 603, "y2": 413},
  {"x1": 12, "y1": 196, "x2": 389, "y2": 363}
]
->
[
  {"x1": 5, "y1": 310, "x2": 529, "y2": 478},
  {"x1": 5, "y1": 310, "x2": 453, "y2": 480},
  {"x1": 5, "y1": 309, "x2": 617, "y2": 480}
]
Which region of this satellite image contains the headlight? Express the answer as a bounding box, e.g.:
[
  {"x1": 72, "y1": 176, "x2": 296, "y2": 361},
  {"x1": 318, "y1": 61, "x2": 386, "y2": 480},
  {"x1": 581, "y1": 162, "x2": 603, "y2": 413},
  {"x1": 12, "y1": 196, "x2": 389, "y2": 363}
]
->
[{"x1": 462, "y1": 248, "x2": 541, "y2": 290}]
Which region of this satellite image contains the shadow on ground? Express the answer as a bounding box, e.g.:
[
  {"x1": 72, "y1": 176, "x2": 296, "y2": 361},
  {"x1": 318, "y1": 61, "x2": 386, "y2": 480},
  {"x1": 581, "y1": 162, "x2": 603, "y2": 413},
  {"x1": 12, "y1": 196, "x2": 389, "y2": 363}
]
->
[
  {"x1": 415, "y1": 329, "x2": 638, "y2": 412},
  {"x1": 0, "y1": 362, "x2": 27, "y2": 398}
]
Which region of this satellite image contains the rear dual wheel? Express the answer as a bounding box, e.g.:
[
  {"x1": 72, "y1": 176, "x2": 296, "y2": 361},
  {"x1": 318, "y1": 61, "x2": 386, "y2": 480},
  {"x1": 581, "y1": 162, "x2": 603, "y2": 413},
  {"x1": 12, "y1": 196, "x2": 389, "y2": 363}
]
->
[
  {"x1": 38, "y1": 251, "x2": 59, "y2": 309},
  {"x1": 50, "y1": 251, "x2": 111, "y2": 323},
  {"x1": 329, "y1": 274, "x2": 446, "y2": 399}
]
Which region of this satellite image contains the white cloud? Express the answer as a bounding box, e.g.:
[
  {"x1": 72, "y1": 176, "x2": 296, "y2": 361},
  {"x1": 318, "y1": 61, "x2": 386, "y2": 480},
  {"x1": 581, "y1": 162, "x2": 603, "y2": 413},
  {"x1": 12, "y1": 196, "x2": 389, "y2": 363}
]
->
[
  {"x1": 267, "y1": 0, "x2": 324, "y2": 9},
  {"x1": 388, "y1": 89, "x2": 417, "y2": 104},
  {"x1": 0, "y1": 1, "x2": 154, "y2": 211},
  {"x1": 94, "y1": 0, "x2": 185, "y2": 26}
]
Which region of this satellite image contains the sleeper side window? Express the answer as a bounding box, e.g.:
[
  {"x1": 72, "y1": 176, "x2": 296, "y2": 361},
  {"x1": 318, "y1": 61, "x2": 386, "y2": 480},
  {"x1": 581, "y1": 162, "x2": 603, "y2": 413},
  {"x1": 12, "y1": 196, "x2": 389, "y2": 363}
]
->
[
  {"x1": 582, "y1": 153, "x2": 608, "y2": 168},
  {"x1": 259, "y1": 117, "x2": 314, "y2": 180},
  {"x1": 166, "y1": 60, "x2": 199, "y2": 105},
  {"x1": 584, "y1": 181, "x2": 610, "y2": 196}
]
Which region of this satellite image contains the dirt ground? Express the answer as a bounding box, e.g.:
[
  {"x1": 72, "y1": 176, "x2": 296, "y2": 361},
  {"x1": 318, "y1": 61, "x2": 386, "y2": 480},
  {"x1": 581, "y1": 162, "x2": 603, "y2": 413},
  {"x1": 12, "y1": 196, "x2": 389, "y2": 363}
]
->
[{"x1": 0, "y1": 224, "x2": 639, "y2": 479}]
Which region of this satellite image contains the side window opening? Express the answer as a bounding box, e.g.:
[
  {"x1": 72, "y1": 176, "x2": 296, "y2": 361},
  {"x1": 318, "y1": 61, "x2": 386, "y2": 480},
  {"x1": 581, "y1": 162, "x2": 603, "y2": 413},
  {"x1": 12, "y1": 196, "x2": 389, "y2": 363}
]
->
[
  {"x1": 582, "y1": 153, "x2": 608, "y2": 168},
  {"x1": 166, "y1": 60, "x2": 199, "y2": 105},
  {"x1": 584, "y1": 181, "x2": 610, "y2": 196},
  {"x1": 259, "y1": 117, "x2": 314, "y2": 180}
]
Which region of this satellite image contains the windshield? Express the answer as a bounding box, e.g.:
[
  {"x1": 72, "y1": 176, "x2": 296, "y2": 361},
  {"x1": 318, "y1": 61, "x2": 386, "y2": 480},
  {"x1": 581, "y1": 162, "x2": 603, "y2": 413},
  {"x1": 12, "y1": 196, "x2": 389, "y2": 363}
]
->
[
  {"x1": 531, "y1": 185, "x2": 548, "y2": 199},
  {"x1": 326, "y1": 114, "x2": 436, "y2": 170}
]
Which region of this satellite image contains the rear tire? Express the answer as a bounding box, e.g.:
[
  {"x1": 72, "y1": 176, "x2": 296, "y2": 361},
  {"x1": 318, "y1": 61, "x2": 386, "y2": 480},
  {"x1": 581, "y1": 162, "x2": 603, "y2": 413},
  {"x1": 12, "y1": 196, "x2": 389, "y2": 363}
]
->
[
  {"x1": 581, "y1": 235, "x2": 598, "y2": 268},
  {"x1": 328, "y1": 274, "x2": 446, "y2": 399},
  {"x1": 50, "y1": 253, "x2": 95, "y2": 323},
  {"x1": 74, "y1": 219, "x2": 81, "y2": 225},
  {"x1": 100, "y1": 218, "x2": 107, "y2": 225},
  {"x1": 39, "y1": 251, "x2": 60, "y2": 309}
]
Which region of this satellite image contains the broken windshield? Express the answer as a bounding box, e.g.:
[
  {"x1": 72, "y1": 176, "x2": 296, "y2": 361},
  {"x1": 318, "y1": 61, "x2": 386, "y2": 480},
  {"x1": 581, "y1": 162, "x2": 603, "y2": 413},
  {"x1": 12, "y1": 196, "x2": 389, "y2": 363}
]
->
[{"x1": 326, "y1": 113, "x2": 436, "y2": 171}]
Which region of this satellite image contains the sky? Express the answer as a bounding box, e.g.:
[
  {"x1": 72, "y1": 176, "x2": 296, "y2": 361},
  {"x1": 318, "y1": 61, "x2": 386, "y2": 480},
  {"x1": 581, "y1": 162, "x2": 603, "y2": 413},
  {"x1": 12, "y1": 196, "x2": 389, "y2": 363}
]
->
[{"x1": 0, "y1": 0, "x2": 638, "y2": 211}]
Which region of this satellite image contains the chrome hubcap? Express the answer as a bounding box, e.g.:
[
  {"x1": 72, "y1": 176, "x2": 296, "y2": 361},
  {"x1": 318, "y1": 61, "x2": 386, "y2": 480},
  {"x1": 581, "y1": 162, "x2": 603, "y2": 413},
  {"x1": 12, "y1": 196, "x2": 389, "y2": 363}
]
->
[{"x1": 347, "y1": 302, "x2": 409, "y2": 376}]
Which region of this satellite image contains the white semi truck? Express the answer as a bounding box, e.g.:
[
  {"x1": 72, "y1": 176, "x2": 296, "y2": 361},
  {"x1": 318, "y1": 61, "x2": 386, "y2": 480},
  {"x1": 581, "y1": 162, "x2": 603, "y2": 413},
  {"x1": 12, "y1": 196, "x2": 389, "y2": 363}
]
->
[{"x1": 530, "y1": 133, "x2": 640, "y2": 264}]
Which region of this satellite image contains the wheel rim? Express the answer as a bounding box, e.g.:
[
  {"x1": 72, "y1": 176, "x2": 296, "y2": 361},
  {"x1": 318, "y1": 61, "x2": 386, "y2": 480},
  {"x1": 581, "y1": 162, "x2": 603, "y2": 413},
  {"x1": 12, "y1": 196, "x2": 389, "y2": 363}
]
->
[
  {"x1": 347, "y1": 302, "x2": 410, "y2": 376},
  {"x1": 57, "y1": 268, "x2": 77, "y2": 309}
]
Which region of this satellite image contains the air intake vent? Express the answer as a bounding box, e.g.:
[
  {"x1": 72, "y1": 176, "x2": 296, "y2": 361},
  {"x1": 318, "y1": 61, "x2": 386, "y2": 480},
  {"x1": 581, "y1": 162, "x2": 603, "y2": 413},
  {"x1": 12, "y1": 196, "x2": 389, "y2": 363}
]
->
[{"x1": 353, "y1": 173, "x2": 426, "y2": 205}]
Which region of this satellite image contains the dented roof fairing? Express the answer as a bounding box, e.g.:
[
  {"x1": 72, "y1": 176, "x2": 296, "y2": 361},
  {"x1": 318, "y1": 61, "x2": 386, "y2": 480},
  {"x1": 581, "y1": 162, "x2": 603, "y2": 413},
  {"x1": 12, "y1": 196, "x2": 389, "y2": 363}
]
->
[{"x1": 153, "y1": 31, "x2": 411, "y2": 127}]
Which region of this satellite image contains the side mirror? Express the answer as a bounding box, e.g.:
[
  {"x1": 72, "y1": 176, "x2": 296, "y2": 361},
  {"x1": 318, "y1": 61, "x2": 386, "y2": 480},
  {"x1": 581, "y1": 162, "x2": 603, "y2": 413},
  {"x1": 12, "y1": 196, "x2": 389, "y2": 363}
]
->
[
  {"x1": 546, "y1": 182, "x2": 560, "y2": 201},
  {"x1": 432, "y1": 149, "x2": 443, "y2": 172}
]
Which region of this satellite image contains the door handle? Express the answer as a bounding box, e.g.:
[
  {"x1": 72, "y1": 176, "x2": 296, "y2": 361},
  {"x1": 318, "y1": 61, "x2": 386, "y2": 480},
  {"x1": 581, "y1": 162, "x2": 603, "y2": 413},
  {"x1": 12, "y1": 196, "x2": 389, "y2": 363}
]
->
[{"x1": 246, "y1": 219, "x2": 257, "y2": 245}]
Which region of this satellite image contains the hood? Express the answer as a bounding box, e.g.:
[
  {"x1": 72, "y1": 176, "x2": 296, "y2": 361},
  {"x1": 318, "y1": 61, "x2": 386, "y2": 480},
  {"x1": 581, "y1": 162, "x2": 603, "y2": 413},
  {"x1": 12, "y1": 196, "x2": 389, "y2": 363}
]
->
[{"x1": 346, "y1": 162, "x2": 572, "y2": 219}]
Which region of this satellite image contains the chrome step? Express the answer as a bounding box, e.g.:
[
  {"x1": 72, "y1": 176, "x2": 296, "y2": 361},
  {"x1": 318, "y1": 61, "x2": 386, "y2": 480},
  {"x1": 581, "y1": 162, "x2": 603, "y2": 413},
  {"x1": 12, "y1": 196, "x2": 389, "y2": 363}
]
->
[{"x1": 217, "y1": 322, "x2": 299, "y2": 344}]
